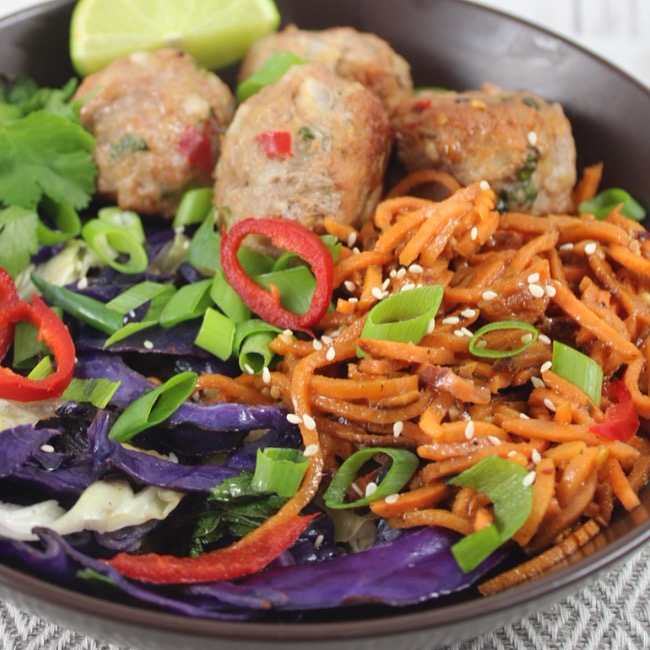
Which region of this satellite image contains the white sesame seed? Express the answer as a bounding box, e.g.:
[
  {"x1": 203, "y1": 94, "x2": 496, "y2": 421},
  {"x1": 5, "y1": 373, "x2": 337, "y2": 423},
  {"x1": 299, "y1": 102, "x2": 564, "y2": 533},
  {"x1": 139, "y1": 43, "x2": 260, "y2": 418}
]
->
[
  {"x1": 344, "y1": 280, "x2": 356, "y2": 292},
  {"x1": 464, "y1": 420, "x2": 475, "y2": 440},
  {"x1": 482, "y1": 290, "x2": 497, "y2": 301},
  {"x1": 538, "y1": 334, "x2": 552, "y2": 345},
  {"x1": 528, "y1": 284, "x2": 545, "y2": 298},
  {"x1": 396, "y1": 267, "x2": 407, "y2": 279},
  {"x1": 479, "y1": 180, "x2": 491, "y2": 191},
  {"x1": 348, "y1": 297, "x2": 359, "y2": 304},
  {"x1": 531, "y1": 449, "x2": 542, "y2": 465},
  {"x1": 326, "y1": 346, "x2": 336, "y2": 361},
  {"x1": 545, "y1": 285, "x2": 557, "y2": 298},
  {"x1": 393, "y1": 421, "x2": 404, "y2": 437},
  {"x1": 262, "y1": 366, "x2": 271, "y2": 384},
  {"x1": 143, "y1": 340, "x2": 154, "y2": 350},
  {"x1": 350, "y1": 482, "x2": 364, "y2": 496},
  {"x1": 401, "y1": 282, "x2": 416, "y2": 292},
  {"x1": 302, "y1": 414, "x2": 317, "y2": 430},
  {"x1": 371, "y1": 286, "x2": 384, "y2": 300},
  {"x1": 270, "y1": 385, "x2": 281, "y2": 400},
  {"x1": 40, "y1": 444, "x2": 54, "y2": 453},
  {"x1": 385, "y1": 493, "x2": 400, "y2": 504},
  {"x1": 584, "y1": 242, "x2": 597, "y2": 256},
  {"x1": 167, "y1": 452, "x2": 179, "y2": 464},
  {"x1": 527, "y1": 272, "x2": 540, "y2": 284},
  {"x1": 470, "y1": 226, "x2": 479, "y2": 241},
  {"x1": 389, "y1": 269, "x2": 397, "y2": 278},
  {"x1": 475, "y1": 340, "x2": 488, "y2": 349},
  {"x1": 507, "y1": 450, "x2": 518, "y2": 458},
  {"x1": 519, "y1": 412, "x2": 531, "y2": 419},
  {"x1": 522, "y1": 471, "x2": 536, "y2": 487},
  {"x1": 352, "y1": 247, "x2": 361, "y2": 255},
  {"x1": 527, "y1": 131, "x2": 538, "y2": 146},
  {"x1": 321, "y1": 335, "x2": 333, "y2": 345},
  {"x1": 303, "y1": 443, "x2": 319, "y2": 457},
  {"x1": 461, "y1": 308, "x2": 477, "y2": 318},
  {"x1": 521, "y1": 333, "x2": 534, "y2": 343},
  {"x1": 314, "y1": 534, "x2": 324, "y2": 549},
  {"x1": 559, "y1": 242, "x2": 574, "y2": 252},
  {"x1": 488, "y1": 435, "x2": 502, "y2": 445},
  {"x1": 460, "y1": 327, "x2": 474, "y2": 338},
  {"x1": 544, "y1": 398, "x2": 557, "y2": 412},
  {"x1": 365, "y1": 482, "x2": 378, "y2": 497},
  {"x1": 453, "y1": 329, "x2": 465, "y2": 337},
  {"x1": 312, "y1": 339, "x2": 323, "y2": 350},
  {"x1": 283, "y1": 329, "x2": 293, "y2": 337},
  {"x1": 443, "y1": 316, "x2": 460, "y2": 325},
  {"x1": 427, "y1": 318, "x2": 436, "y2": 334},
  {"x1": 540, "y1": 361, "x2": 552, "y2": 373},
  {"x1": 244, "y1": 363, "x2": 255, "y2": 375},
  {"x1": 77, "y1": 277, "x2": 88, "y2": 290},
  {"x1": 531, "y1": 376, "x2": 545, "y2": 389},
  {"x1": 408, "y1": 263, "x2": 424, "y2": 274},
  {"x1": 287, "y1": 413, "x2": 303, "y2": 425},
  {"x1": 382, "y1": 278, "x2": 391, "y2": 291},
  {"x1": 347, "y1": 232, "x2": 358, "y2": 248}
]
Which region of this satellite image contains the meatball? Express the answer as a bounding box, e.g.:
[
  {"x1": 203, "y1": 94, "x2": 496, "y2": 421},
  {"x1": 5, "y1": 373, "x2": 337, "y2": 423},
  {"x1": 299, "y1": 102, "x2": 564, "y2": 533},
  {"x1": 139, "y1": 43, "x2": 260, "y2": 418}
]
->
[
  {"x1": 391, "y1": 85, "x2": 577, "y2": 214},
  {"x1": 215, "y1": 63, "x2": 392, "y2": 253},
  {"x1": 74, "y1": 48, "x2": 235, "y2": 217},
  {"x1": 238, "y1": 25, "x2": 412, "y2": 115}
]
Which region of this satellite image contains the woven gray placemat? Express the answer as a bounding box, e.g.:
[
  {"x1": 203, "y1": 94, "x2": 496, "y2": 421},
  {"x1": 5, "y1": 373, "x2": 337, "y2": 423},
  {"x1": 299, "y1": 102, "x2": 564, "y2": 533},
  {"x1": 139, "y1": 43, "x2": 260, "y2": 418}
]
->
[{"x1": 3, "y1": 542, "x2": 650, "y2": 650}]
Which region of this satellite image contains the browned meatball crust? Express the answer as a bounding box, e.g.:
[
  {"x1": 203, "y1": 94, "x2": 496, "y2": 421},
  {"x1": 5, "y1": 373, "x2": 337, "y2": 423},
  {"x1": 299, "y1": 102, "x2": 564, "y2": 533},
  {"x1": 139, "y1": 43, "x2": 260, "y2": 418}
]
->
[
  {"x1": 74, "y1": 48, "x2": 235, "y2": 217},
  {"x1": 214, "y1": 63, "x2": 392, "y2": 252},
  {"x1": 391, "y1": 85, "x2": 577, "y2": 214},
  {"x1": 239, "y1": 25, "x2": 412, "y2": 115}
]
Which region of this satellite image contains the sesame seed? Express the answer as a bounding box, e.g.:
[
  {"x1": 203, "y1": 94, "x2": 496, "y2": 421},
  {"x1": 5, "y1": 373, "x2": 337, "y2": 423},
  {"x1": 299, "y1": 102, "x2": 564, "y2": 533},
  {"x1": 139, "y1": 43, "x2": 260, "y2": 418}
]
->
[
  {"x1": 347, "y1": 232, "x2": 358, "y2": 247},
  {"x1": 313, "y1": 339, "x2": 323, "y2": 350},
  {"x1": 352, "y1": 247, "x2": 361, "y2": 255},
  {"x1": 453, "y1": 329, "x2": 465, "y2": 338},
  {"x1": 385, "y1": 493, "x2": 400, "y2": 504},
  {"x1": 303, "y1": 414, "x2": 317, "y2": 430},
  {"x1": 538, "y1": 334, "x2": 552, "y2": 345},
  {"x1": 531, "y1": 449, "x2": 542, "y2": 465},
  {"x1": 143, "y1": 340, "x2": 154, "y2": 350},
  {"x1": 528, "y1": 284, "x2": 545, "y2": 298},
  {"x1": 464, "y1": 420, "x2": 475, "y2": 440},
  {"x1": 531, "y1": 376, "x2": 545, "y2": 389},
  {"x1": 371, "y1": 286, "x2": 385, "y2": 300},
  {"x1": 427, "y1": 318, "x2": 436, "y2": 334},
  {"x1": 519, "y1": 412, "x2": 531, "y2": 419},
  {"x1": 348, "y1": 297, "x2": 359, "y2": 303},
  {"x1": 262, "y1": 366, "x2": 271, "y2": 384},
  {"x1": 365, "y1": 482, "x2": 378, "y2": 497},
  {"x1": 270, "y1": 386, "x2": 281, "y2": 399},
  {"x1": 303, "y1": 443, "x2": 319, "y2": 457},
  {"x1": 314, "y1": 534, "x2": 324, "y2": 549},
  {"x1": 77, "y1": 277, "x2": 88, "y2": 290},
  {"x1": 382, "y1": 278, "x2": 391, "y2": 291},
  {"x1": 174, "y1": 225, "x2": 185, "y2": 235},
  {"x1": 460, "y1": 327, "x2": 474, "y2": 338},
  {"x1": 409, "y1": 263, "x2": 424, "y2": 274},
  {"x1": 522, "y1": 471, "x2": 536, "y2": 487},
  {"x1": 326, "y1": 346, "x2": 336, "y2": 361},
  {"x1": 350, "y1": 482, "x2": 364, "y2": 496},
  {"x1": 527, "y1": 272, "x2": 540, "y2": 284},
  {"x1": 244, "y1": 363, "x2": 255, "y2": 375},
  {"x1": 559, "y1": 242, "x2": 574, "y2": 251},
  {"x1": 389, "y1": 269, "x2": 397, "y2": 278},
  {"x1": 443, "y1": 316, "x2": 460, "y2": 325},
  {"x1": 544, "y1": 398, "x2": 556, "y2": 412},
  {"x1": 584, "y1": 242, "x2": 597, "y2": 255},
  {"x1": 321, "y1": 335, "x2": 333, "y2": 345},
  {"x1": 287, "y1": 413, "x2": 303, "y2": 425},
  {"x1": 482, "y1": 290, "x2": 497, "y2": 301},
  {"x1": 396, "y1": 267, "x2": 407, "y2": 279},
  {"x1": 545, "y1": 285, "x2": 557, "y2": 298},
  {"x1": 475, "y1": 340, "x2": 488, "y2": 349},
  {"x1": 401, "y1": 282, "x2": 416, "y2": 292},
  {"x1": 488, "y1": 435, "x2": 501, "y2": 445},
  {"x1": 393, "y1": 421, "x2": 404, "y2": 437},
  {"x1": 40, "y1": 444, "x2": 54, "y2": 453},
  {"x1": 470, "y1": 226, "x2": 479, "y2": 241},
  {"x1": 479, "y1": 180, "x2": 491, "y2": 191},
  {"x1": 521, "y1": 333, "x2": 534, "y2": 343},
  {"x1": 507, "y1": 450, "x2": 518, "y2": 458},
  {"x1": 527, "y1": 131, "x2": 538, "y2": 146},
  {"x1": 461, "y1": 308, "x2": 477, "y2": 318},
  {"x1": 344, "y1": 280, "x2": 356, "y2": 292},
  {"x1": 540, "y1": 361, "x2": 552, "y2": 373},
  {"x1": 167, "y1": 452, "x2": 179, "y2": 463},
  {"x1": 283, "y1": 329, "x2": 293, "y2": 337}
]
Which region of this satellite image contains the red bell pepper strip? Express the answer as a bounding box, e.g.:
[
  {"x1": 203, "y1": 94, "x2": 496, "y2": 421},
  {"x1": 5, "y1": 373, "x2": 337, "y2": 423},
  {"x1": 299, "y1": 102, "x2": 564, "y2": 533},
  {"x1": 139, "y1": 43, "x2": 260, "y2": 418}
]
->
[
  {"x1": 177, "y1": 124, "x2": 214, "y2": 175},
  {"x1": 104, "y1": 512, "x2": 317, "y2": 584},
  {"x1": 589, "y1": 381, "x2": 639, "y2": 441},
  {"x1": 220, "y1": 217, "x2": 334, "y2": 334},
  {"x1": 0, "y1": 294, "x2": 75, "y2": 402},
  {"x1": 0, "y1": 267, "x2": 21, "y2": 359},
  {"x1": 255, "y1": 130, "x2": 294, "y2": 159}
]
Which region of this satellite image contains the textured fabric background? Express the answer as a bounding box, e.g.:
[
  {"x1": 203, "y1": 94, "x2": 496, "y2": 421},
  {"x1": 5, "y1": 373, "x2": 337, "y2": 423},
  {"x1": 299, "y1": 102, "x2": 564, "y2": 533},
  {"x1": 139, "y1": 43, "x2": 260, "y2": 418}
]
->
[{"x1": 2, "y1": 541, "x2": 650, "y2": 649}]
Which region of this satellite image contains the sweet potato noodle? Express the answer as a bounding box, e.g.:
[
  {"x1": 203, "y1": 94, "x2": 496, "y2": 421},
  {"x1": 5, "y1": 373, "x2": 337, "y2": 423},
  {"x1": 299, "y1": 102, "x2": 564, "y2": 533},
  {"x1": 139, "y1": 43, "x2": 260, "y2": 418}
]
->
[{"x1": 197, "y1": 166, "x2": 650, "y2": 595}]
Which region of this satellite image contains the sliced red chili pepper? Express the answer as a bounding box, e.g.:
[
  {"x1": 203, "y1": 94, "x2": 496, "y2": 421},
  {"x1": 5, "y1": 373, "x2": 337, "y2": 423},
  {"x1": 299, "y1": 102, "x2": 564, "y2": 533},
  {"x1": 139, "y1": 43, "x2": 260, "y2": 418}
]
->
[
  {"x1": 255, "y1": 130, "x2": 294, "y2": 159},
  {"x1": 589, "y1": 381, "x2": 639, "y2": 441},
  {"x1": 0, "y1": 266, "x2": 21, "y2": 359},
  {"x1": 220, "y1": 217, "x2": 334, "y2": 334},
  {"x1": 177, "y1": 124, "x2": 214, "y2": 175},
  {"x1": 0, "y1": 294, "x2": 75, "y2": 402},
  {"x1": 412, "y1": 98, "x2": 432, "y2": 111},
  {"x1": 104, "y1": 512, "x2": 317, "y2": 584}
]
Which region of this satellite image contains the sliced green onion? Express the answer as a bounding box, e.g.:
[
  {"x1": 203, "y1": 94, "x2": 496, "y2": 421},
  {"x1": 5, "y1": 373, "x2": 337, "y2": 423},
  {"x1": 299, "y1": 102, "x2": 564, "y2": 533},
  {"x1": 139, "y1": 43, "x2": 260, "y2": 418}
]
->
[
  {"x1": 188, "y1": 207, "x2": 220, "y2": 276},
  {"x1": 238, "y1": 246, "x2": 274, "y2": 275},
  {"x1": 359, "y1": 285, "x2": 443, "y2": 356},
  {"x1": 323, "y1": 447, "x2": 419, "y2": 509},
  {"x1": 211, "y1": 269, "x2": 251, "y2": 323},
  {"x1": 108, "y1": 371, "x2": 198, "y2": 442},
  {"x1": 194, "y1": 307, "x2": 235, "y2": 361},
  {"x1": 81, "y1": 219, "x2": 148, "y2": 274},
  {"x1": 272, "y1": 234, "x2": 341, "y2": 271},
  {"x1": 233, "y1": 319, "x2": 282, "y2": 350},
  {"x1": 551, "y1": 340, "x2": 603, "y2": 406},
  {"x1": 12, "y1": 306, "x2": 62, "y2": 368},
  {"x1": 238, "y1": 331, "x2": 277, "y2": 374},
  {"x1": 469, "y1": 320, "x2": 538, "y2": 359},
  {"x1": 255, "y1": 266, "x2": 317, "y2": 316},
  {"x1": 159, "y1": 280, "x2": 213, "y2": 329},
  {"x1": 173, "y1": 188, "x2": 214, "y2": 228},
  {"x1": 27, "y1": 355, "x2": 55, "y2": 380},
  {"x1": 449, "y1": 456, "x2": 533, "y2": 572},
  {"x1": 105, "y1": 281, "x2": 176, "y2": 315},
  {"x1": 36, "y1": 197, "x2": 81, "y2": 246},
  {"x1": 98, "y1": 206, "x2": 145, "y2": 243},
  {"x1": 103, "y1": 321, "x2": 157, "y2": 348},
  {"x1": 236, "y1": 51, "x2": 307, "y2": 102},
  {"x1": 579, "y1": 188, "x2": 646, "y2": 221},
  {"x1": 252, "y1": 447, "x2": 309, "y2": 497},
  {"x1": 63, "y1": 377, "x2": 121, "y2": 409},
  {"x1": 31, "y1": 273, "x2": 124, "y2": 335}
]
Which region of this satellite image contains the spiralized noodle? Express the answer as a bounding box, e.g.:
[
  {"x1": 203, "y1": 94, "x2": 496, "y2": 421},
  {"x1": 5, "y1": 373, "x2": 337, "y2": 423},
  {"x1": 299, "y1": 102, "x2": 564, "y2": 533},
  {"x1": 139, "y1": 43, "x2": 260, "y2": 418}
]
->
[{"x1": 197, "y1": 172, "x2": 650, "y2": 594}]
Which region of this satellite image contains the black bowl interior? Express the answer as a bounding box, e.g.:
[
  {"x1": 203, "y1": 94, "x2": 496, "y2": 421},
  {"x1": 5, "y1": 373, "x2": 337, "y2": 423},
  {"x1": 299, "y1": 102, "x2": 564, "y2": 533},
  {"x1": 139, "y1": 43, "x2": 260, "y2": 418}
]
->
[{"x1": 1, "y1": 1, "x2": 650, "y2": 648}]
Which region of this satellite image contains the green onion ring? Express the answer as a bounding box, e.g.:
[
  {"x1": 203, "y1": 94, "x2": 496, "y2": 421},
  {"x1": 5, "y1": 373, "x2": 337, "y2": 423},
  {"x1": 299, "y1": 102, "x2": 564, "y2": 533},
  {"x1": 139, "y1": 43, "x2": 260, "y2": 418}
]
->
[{"x1": 469, "y1": 320, "x2": 538, "y2": 358}]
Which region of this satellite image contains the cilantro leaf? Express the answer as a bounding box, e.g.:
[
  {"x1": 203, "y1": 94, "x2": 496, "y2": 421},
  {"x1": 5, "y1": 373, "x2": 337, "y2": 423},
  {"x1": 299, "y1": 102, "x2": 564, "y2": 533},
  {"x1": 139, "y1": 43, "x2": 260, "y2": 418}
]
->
[
  {"x1": 0, "y1": 111, "x2": 96, "y2": 210},
  {"x1": 0, "y1": 205, "x2": 39, "y2": 278}
]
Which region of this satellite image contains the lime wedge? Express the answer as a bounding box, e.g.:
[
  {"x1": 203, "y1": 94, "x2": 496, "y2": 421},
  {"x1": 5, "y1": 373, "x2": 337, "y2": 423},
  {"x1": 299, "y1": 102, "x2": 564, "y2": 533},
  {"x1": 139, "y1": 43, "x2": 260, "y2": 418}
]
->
[{"x1": 69, "y1": 0, "x2": 280, "y2": 76}]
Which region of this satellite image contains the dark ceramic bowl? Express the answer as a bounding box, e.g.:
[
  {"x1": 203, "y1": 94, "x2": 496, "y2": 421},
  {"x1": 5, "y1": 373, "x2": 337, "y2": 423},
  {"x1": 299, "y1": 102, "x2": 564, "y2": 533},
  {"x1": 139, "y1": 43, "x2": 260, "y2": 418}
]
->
[{"x1": 1, "y1": 1, "x2": 649, "y2": 648}]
